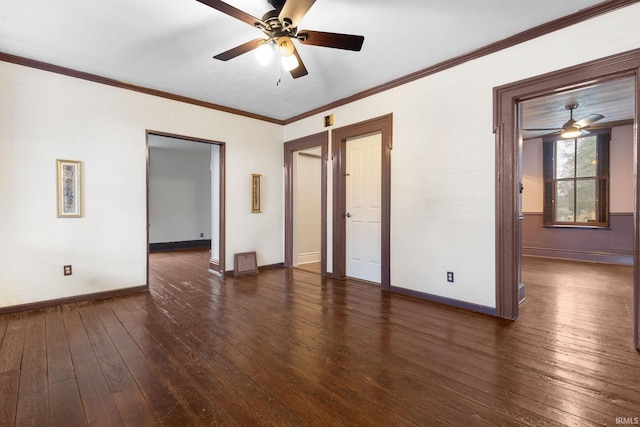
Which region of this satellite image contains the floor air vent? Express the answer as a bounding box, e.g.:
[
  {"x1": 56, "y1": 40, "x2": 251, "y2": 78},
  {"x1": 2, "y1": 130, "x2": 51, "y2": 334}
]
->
[{"x1": 233, "y1": 252, "x2": 258, "y2": 276}]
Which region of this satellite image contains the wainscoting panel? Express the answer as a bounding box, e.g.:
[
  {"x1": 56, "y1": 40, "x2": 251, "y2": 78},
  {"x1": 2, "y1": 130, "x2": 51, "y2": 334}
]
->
[{"x1": 522, "y1": 212, "x2": 633, "y2": 265}]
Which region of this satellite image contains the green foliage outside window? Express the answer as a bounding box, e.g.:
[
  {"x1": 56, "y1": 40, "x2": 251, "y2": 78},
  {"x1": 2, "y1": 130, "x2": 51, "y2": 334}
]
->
[{"x1": 543, "y1": 130, "x2": 609, "y2": 227}]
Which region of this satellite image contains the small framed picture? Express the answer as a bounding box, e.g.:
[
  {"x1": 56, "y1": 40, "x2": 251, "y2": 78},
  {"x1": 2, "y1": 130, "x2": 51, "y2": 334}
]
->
[
  {"x1": 251, "y1": 174, "x2": 261, "y2": 213},
  {"x1": 57, "y1": 159, "x2": 82, "y2": 218}
]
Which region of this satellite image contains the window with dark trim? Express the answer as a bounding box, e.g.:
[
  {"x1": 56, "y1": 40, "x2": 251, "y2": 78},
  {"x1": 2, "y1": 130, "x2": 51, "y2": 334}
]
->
[{"x1": 543, "y1": 129, "x2": 610, "y2": 227}]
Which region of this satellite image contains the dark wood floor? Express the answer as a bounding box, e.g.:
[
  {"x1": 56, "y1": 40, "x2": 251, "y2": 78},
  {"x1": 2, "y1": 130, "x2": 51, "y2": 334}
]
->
[
  {"x1": 1, "y1": 251, "x2": 639, "y2": 426},
  {"x1": 294, "y1": 261, "x2": 321, "y2": 274}
]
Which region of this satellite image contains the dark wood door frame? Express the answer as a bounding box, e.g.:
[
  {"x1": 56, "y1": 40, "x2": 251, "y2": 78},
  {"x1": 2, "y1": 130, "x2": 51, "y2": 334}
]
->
[
  {"x1": 284, "y1": 132, "x2": 328, "y2": 275},
  {"x1": 332, "y1": 114, "x2": 393, "y2": 289},
  {"x1": 493, "y1": 49, "x2": 640, "y2": 348},
  {"x1": 145, "y1": 130, "x2": 226, "y2": 279}
]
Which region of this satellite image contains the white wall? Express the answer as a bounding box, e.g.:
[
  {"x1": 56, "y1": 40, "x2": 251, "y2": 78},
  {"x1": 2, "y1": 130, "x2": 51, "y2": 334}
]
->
[
  {"x1": 148, "y1": 141, "x2": 211, "y2": 244},
  {"x1": 0, "y1": 61, "x2": 283, "y2": 308},
  {"x1": 522, "y1": 125, "x2": 634, "y2": 213},
  {"x1": 284, "y1": 3, "x2": 640, "y2": 309}
]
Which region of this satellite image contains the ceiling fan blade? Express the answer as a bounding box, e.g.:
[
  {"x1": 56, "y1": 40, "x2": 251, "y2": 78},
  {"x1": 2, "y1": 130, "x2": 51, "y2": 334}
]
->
[
  {"x1": 298, "y1": 30, "x2": 364, "y2": 51},
  {"x1": 214, "y1": 39, "x2": 266, "y2": 61},
  {"x1": 523, "y1": 128, "x2": 561, "y2": 131},
  {"x1": 196, "y1": 0, "x2": 263, "y2": 27},
  {"x1": 279, "y1": 0, "x2": 316, "y2": 28},
  {"x1": 574, "y1": 114, "x2": 605, "y2": 129},
  {"x1": 289, "y1": 45, "x2": 308, "y2": 79}
]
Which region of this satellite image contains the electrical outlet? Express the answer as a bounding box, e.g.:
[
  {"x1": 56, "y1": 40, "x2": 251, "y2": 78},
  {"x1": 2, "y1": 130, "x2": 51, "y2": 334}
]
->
[
  {"x1": 447, "y1": 271, "x2": 454, "y2": 283},
  {"x1": 200, "y1": 232, "x2": 204, "y2": 238},
  {"x1": 64, "y1": 265, "x2": 72, "y2": 276}
]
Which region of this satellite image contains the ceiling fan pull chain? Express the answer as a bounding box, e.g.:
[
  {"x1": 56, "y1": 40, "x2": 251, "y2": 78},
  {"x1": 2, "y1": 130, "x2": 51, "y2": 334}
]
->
[{"x1": 276, "y1": 48, "x2": 282, "y2": 86}]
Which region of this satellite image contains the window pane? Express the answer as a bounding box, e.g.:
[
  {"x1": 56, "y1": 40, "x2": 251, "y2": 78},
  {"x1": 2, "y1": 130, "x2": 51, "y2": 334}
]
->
[
  {"x1": 555, "y1": 140, "x2": 575, "y2": 179},
  {"x1": 576, "y1": 136, "x2": 597, "y2": 178},
  {"x1": 576, "y1": 179, "x2": 596, "y2": 223},
  {"x1": 555, "y1": 180, "x2": 574, "y2": 222}
]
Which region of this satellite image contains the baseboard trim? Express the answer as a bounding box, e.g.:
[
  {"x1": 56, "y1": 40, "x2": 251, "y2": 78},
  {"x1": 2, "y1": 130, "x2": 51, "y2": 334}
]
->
[
  {"x1": 297, "y1": 251, "x2": 321, "y2": 265},
  {"x1": 389, "y1": 286, "x2": 498, "y2": 317},
  {"x1": 0, "y1": 285, "x2": 149, "y2": 315},
  {"x1": 225, "y1": 262, "x2": 285, "y2": 277},
  {"x1": 518, "y1": 282, "x2": 526, "y2": 304},
  {"x1": 208, "y1": 269, "x2": 223, "y2": 278},
  {"x1": 209, "y1": 259, "x2": 223, "y2": 277},
  {"x1": 149, "y1": 240, "x2": 211, "y2": 253},
  {"x1": 522, "y1": 246, "x2": 633, "y2": 265}
]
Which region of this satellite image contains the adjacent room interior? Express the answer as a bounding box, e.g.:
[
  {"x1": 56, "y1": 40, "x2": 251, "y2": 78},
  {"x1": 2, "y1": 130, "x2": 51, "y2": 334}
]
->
[{"x1": 518, "y1": 77, "x2": 635, "y2": 336}]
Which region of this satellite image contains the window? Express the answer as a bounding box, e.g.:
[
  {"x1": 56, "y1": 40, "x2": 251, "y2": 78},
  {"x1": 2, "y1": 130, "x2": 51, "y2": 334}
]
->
[{"x1": 543, "y1": 129, "x2": 610, "y2": 227}]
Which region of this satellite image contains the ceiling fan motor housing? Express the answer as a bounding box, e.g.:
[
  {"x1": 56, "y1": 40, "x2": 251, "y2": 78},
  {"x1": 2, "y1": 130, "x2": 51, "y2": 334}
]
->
[{"x1": 259, "y1": 9, "x2": 296, "y2": 39}]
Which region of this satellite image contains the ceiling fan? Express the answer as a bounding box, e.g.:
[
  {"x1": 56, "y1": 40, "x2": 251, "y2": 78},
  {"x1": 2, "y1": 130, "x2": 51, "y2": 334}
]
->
[
  {"x1": 524, "y1": 103, "x2": 605, "y2": 138},
  {"x1": 196, "y1": 0, "x2": 365, "y2": 79}
]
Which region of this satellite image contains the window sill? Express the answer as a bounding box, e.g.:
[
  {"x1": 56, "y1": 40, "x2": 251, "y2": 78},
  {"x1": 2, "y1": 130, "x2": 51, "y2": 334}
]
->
[{"x1": 542, "y1": 224, "x2": 610, "y2": 230}]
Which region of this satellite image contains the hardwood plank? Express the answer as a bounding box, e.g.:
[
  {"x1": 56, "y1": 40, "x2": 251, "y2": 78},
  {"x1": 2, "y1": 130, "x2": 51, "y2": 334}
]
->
[
  {"x1": 15, "y1": 310, "x2": 49, "y2": 426},
  {"x1": 0, "y1": 317, "x2": 8, "y2": 348},
  {"x1": 62, "y1": 305, "x2": 125, "y2": 427},
  {"x1": 0, "y1": 315, "x2": 26, "y2": 374},
  {"x1": 45, "y1": 306, "x2": 87, "y2": 426},
  {"x1": 48, "y1": 378, "x2": 86, "y2": 427},
  {"x1": 112, "y1": 386, "x2": 159, "y2": 427},
  {"x1": 0, "y1": 370, "x2": 19, "y2": 426},
  {"x1": 77, "y1": 304, "x2": 136, "y2": 394},
  {"x1": 103, "y1": 298, "x2": 239, "y2": 426},
  {"x1": 45, "y1": 306, "x2": 75, "y2": 385},
  {"x1": 89, "y1": 300, "x2": 199, "y2": 425}
]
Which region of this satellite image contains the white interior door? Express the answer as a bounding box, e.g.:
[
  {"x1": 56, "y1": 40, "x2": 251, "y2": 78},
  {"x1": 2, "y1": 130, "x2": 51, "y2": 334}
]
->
[{"x1": 346, "y1": 133, "x2": 382, "y2": 283}]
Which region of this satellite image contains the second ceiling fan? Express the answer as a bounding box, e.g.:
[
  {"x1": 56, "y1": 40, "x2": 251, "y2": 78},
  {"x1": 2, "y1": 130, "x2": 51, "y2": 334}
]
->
[
  {"x1": 196, "y1": 0, "x2": 365, "y2": 79},
  {"x1": 524, "y1": 103, "x2": 605, "y2": 138}
]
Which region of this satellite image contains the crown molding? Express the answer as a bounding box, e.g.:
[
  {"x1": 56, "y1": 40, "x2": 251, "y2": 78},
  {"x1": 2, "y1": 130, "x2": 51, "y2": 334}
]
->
[
  {"x1": 2, "y1": 0, "x2": 637, "y2": 126},
  {"x1": 0, "y1": 51, "x2": 284, "y2": 125},
  {"x1": 283, "y1": 0, "x2": 640, "y2": 124}
]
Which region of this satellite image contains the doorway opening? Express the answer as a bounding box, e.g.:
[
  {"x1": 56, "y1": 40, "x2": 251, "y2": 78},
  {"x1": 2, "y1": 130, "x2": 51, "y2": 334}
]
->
[
  {"x1": 284, "y1": 132, "x2": 328, "y2": 275},
  {"x1": 146, "y1": 131, "x2": 225, "y2": 280},
  {"x1": 494, "y1": 49, "x2": 640, "y2": 348}
]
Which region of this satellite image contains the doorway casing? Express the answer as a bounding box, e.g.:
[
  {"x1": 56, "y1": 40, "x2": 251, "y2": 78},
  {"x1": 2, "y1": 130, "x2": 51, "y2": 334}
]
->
[
  {"x1": 332, "y1": 114, "x2": 392, "y2": 289},
  {"x1": 145, "y1": 130, "x2": 226, "y2": 279},
  {"x1": 284, "y1": 132, "x2": 328, "y2": 275},
  {"x1": 493, "y1": 48, "x2": 640, "y2": 348}
]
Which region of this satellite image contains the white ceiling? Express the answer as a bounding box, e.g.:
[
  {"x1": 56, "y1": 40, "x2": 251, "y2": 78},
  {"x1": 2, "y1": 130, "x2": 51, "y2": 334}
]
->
[{"x1": 0, "y1": 0, "x2": 613, "y2": 121}]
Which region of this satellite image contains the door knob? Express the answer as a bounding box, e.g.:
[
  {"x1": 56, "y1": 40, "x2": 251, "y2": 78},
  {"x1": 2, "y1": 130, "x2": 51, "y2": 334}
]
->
[{"x1": 346, "y1": 212, "x2": 352, "y2": 218}]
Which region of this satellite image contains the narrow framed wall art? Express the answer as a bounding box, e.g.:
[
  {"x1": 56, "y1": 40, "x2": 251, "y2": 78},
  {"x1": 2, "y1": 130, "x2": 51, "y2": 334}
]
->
[
  {"x1": 251, "y1": 173, "x2": 261, "y2": 213},
  {"x1": 57, "y1": 159, "x2": 82, "y2": 218}
]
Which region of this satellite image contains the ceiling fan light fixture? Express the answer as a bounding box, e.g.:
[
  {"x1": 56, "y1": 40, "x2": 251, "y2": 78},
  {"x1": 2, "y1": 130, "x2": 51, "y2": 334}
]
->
[
  {"x1": 281, "y1": 53, "x2": 299, "y2": 72},
  {"x1": 254, "y1": 42, "x2": 274, "y2": 66},
  {"x1": 277, "y1": 37, "x2": 295, "y2": 57},
  {"x1": 561, "y1": 126, "x2": 582, "y2": 139}
]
